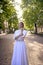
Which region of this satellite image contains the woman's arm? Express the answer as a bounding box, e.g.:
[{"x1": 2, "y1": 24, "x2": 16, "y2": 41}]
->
[
  {"x1": 15, "y1": 34, "x2": 22, "y2": 40},
  {"x1": 14, "y1": 31, "x2": 23, "y2": 40},
  {"x1": 22, "y1": 30, "x2": 28, "y2": 38}
]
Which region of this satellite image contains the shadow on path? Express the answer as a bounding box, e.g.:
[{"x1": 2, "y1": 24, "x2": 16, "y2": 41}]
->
[
  {"x1": 0, "y1": 34, "x2": 43, "y2": 65},
  {"x1": 25, "y1": 34, "x2": 43, "y2": 65}
]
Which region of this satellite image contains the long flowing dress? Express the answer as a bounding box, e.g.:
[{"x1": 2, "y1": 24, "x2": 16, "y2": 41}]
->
[{"x1": 11, "y1": 29, "x2": 29, "y2": 65}]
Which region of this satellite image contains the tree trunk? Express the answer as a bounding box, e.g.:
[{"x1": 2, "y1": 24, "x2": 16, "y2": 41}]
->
[{"x1": 34, "y1": 23, "x2": 37, "y2": 34}]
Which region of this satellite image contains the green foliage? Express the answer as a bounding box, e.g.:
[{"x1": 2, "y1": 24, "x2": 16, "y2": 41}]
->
[
  {"x1": 8, "y1": 13, "x2": 18, "y2": 30},
  {"x1": 0, "y1": 0, "x2": 18, "y2": 31},
  {"x1": 22, "y1": 0, "x2": 43, "y2": 30}
]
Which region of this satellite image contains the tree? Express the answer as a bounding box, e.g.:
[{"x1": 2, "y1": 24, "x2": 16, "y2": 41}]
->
[
  {"x1": 0, "y1": 0, "x2": 18, "y2": 33},
  {"x1": 21, "y1": 0, "x2": 43, "y2": 33}
]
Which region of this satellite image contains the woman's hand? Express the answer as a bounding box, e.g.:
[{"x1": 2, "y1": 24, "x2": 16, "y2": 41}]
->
[
  {"x1": 15, "y1": 31, "x2": 23, "y2": 40},
  {"x1": 14, "y1": 29, "x2": 23, "y2": 40},
  {"x1": 20, "y1": 29, "x2": 23, "y2": 36}
]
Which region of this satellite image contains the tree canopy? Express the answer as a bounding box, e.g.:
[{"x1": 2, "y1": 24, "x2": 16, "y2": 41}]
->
[
  {"x1": 0, "y1": 0, "x2": 18, "y2": 31},
  {"x1": 21, "y1": 0, "x2": 43, "y2": 30}
]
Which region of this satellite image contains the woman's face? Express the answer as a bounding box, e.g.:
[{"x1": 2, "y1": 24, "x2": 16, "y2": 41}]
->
[{"x1": 18, "y1": 22, "x2": 24, "y2": 29}]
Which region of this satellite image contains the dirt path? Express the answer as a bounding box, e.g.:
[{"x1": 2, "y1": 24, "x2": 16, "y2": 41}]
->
[
  {"x1": 0, "y1": 33, "x2": 43, "y2": 65},
  {"x1": 25, "y1": 33, "x2": 43, "y2": 65}
]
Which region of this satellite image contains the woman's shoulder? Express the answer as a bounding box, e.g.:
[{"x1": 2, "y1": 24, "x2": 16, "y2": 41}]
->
[
  {"x1": 23, "y1": 29, "x2": 28, "y2": 32},
  {"x1": 23, "y1": 29, "x2": 28, "y2": 34},
  {"x1": 14, "y1": 29, "x2": 20, "y2": 33}
]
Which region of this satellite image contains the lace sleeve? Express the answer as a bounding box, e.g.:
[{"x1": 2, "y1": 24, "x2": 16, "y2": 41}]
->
[
  {"x1": 23, "y1": 30, "x2": 27, "y2": 37},
  {"x1": 13, "y1": 30, "x2": 20, "y2": 40}
]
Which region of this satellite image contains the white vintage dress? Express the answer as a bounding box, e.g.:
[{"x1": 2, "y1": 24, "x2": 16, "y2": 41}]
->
[{"x1": 11, "y1": 29, "x2": 29, "y2": 65}]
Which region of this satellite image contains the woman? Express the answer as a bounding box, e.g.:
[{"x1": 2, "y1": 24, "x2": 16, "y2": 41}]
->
[{"x1": 11, "y1": 22, "x2": 29, "y2": 65}]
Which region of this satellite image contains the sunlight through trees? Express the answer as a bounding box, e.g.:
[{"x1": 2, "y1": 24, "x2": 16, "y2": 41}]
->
[{"x1": 0, "y1": 0, "x2": 43, "y2": 33}]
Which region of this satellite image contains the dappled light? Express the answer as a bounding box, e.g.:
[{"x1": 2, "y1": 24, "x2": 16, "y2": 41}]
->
[
  {"x1": 0, "y1": 0, "x2": 43, "y2": 65},
  {"x1": 25, "y1": 32, "x2": 43, "y2": 65},
  {"x1": 14, "y1": 0, "x2": 23, "y2": 22},
  {"x1": 0, "y1": 32, "x2": 43, "y2": 65}
]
